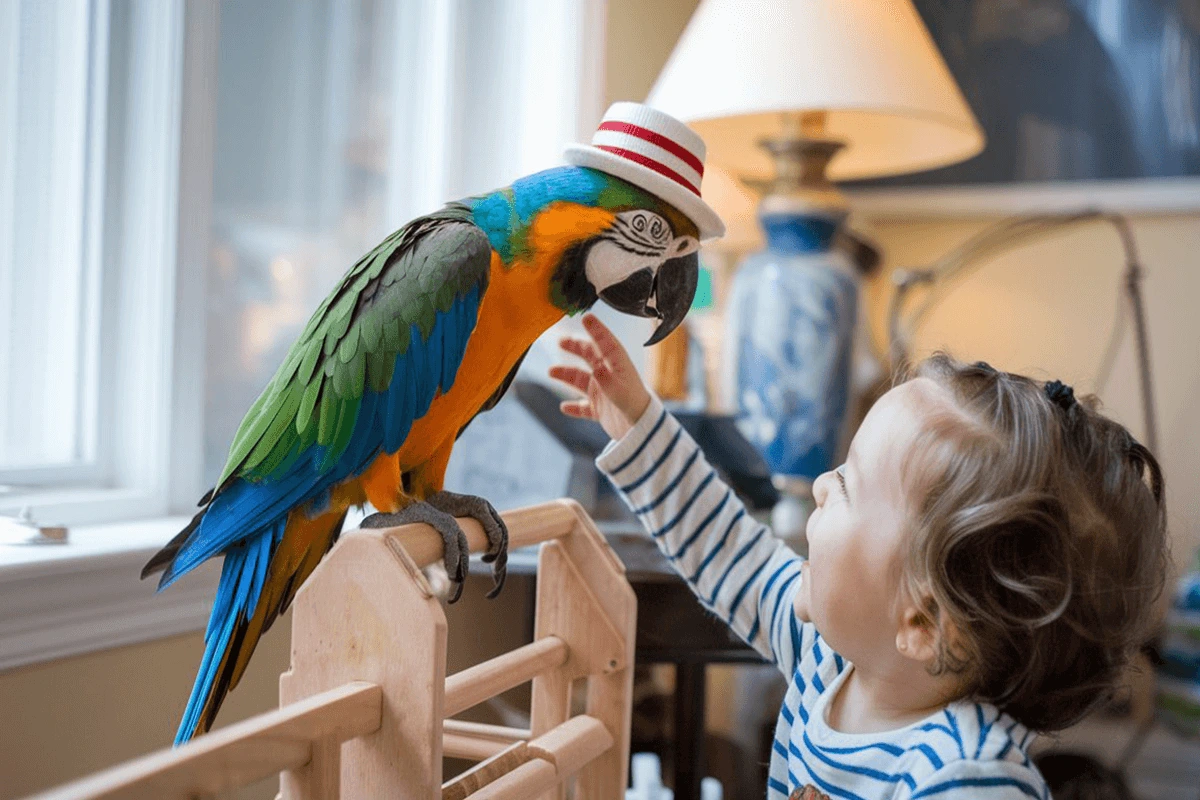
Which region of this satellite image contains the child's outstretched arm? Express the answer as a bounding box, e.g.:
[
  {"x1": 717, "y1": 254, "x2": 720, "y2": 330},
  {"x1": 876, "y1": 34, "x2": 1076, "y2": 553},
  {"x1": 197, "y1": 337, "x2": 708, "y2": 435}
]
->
[{"x1": 551, "y1": 315, "x2": 810, "y2": 675}]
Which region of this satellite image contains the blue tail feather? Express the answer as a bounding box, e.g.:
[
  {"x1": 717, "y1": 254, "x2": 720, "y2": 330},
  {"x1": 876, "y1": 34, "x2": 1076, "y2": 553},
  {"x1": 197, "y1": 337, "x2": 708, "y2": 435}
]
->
[
  {"x1": 177, "y1": 518, "x2": 283, "y2": 745},
  {"x1": 160, "y1": 469, "x2": 317, "y2": 591}
]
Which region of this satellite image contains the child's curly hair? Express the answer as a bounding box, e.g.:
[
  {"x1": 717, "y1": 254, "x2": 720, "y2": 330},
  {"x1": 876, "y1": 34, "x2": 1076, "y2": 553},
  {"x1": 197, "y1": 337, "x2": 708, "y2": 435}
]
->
[{"x1": 899, "y1": 354, "x2": 1168, "y2": 732}]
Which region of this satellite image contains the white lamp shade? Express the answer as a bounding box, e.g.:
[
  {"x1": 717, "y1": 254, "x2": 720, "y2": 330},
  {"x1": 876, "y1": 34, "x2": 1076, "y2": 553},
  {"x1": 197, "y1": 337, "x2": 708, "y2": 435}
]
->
[
  {"x1": 647, "y1": 0, "x2": 985, "y2": 181},
  {"x1": 699, "y1": 165, "x2": 763, "y2": 253}
]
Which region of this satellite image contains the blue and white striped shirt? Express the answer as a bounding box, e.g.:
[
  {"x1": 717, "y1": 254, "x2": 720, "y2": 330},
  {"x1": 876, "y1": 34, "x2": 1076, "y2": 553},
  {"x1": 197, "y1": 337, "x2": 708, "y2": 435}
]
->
[{"x1": 596, "y1": 398, "x2": 1049, "y2": 800}]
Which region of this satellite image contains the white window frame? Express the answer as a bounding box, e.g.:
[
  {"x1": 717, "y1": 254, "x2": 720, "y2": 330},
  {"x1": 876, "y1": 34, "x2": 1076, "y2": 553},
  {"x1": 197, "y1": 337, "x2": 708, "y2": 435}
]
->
[
  {"x1": 0, "y1": 0, "x2": 213, "y2": 527},
  {"x1": 0, "y1": 0, "x2": 606, "y2": 672}
]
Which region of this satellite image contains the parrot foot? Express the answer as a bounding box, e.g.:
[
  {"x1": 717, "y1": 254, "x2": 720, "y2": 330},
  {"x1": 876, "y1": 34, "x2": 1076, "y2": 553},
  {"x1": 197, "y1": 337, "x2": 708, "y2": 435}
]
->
[
  {"x1": 422, "y1": 491, "x2": 508, "y2": 599},
  {"x1": 361, "y1": 503, "x2": 471, "y2": 603}
]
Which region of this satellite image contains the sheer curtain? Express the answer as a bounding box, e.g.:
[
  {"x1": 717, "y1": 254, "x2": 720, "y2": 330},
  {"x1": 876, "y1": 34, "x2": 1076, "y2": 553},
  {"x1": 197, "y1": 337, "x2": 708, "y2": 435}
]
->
[{"x1": 203, "y1": 0, "x2": 607, "y2": 497}]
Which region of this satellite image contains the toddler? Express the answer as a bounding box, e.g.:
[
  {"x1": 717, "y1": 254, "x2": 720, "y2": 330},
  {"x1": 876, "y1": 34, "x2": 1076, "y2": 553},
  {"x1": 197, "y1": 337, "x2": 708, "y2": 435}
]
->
[{"x1": 550, "y1": 315, "x2": 1168, "y2": 799}]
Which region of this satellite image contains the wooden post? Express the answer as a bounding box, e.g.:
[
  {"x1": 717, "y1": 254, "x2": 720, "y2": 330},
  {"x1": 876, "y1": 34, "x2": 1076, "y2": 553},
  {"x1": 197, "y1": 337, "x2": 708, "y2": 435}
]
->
[
  {"x1": 529, "y1": 501, "x2": 637, "y2": 800},
  {"x1": 280, "y1": 529, "x2": 447, "y2": 800}
]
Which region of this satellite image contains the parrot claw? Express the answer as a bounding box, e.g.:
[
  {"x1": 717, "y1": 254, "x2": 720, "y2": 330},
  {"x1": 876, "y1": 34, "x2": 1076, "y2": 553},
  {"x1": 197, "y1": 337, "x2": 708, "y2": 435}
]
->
[
  {"x1": 422, "y1": 491, "x2": 508, "y2": 599},
  {"x1": 361, "y1": 502, "x2": 471, "y2": 603}
]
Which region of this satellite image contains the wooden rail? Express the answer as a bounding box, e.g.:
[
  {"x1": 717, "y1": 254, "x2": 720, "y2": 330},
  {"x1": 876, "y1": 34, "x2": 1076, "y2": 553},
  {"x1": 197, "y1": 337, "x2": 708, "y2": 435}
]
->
[
  {"x1": 27, "y1": 500, "x2": 636, "y2": 800},
  {"x1": 30, "y1": 683, "x2": 381, "y2": 800},
  {"x1": 445, "y1": 636, "x2": 568, "y2": 717}
]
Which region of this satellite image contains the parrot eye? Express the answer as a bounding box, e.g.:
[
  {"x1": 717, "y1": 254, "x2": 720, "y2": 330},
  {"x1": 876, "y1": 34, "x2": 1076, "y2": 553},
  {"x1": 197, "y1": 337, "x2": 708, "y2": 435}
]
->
[
  {"x1": 609, "y1": 210, "x2": 672, "y2": 256},
  {"x1": 625, "y1": 211, "x2": 671, "y2": 246},
  {"x1": 585, "y1": 211, "x2": 698, "y2": 301}
]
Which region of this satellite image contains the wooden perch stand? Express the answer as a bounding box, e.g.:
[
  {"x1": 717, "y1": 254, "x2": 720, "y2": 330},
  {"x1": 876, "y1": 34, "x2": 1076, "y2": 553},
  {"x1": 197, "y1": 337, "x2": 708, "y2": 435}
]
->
[{"x1": 29, "y1": 500, "x2": 637, "y2": 800}]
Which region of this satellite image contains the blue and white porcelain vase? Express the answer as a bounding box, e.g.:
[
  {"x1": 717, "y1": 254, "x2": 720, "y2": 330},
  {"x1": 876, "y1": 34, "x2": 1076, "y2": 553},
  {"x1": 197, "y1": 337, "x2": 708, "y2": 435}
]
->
[
  {"x1": 724, "y1": 138, "x2": 859, "y2": 545},
  {"x1": 728, "y1": 213, "x2": 857, "y2": 480}
]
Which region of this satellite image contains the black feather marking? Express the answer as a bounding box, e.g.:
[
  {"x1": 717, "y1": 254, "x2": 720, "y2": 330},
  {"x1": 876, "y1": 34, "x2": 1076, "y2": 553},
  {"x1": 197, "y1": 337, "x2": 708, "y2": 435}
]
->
[
  {"x1": 141, "y1": 508, "x2": 206, "y2": 580},
  {"x1": 552, "y1": 239, "x2": 599, "y2": 315}
]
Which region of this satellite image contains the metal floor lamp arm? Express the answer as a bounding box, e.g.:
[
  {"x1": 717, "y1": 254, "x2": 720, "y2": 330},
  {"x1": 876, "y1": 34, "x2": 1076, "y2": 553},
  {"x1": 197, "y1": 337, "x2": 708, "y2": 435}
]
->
[{"x1": 886, "y1": 211, "x2": 1158, "y2": 455}]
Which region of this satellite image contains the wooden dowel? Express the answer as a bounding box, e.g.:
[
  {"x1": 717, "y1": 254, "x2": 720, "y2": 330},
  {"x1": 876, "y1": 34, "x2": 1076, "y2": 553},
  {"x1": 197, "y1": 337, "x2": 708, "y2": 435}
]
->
[
  {"x1": 32, "y1": 682, "x2": 381, "y2": 800},
  {"x1": 443, "y1": 720, "x2": 531, "y2": 743},
  {"x1": 444, "y1": 732, "x2": 508, "y2": 762},
  {"x1": 526, "y1": 715, "x2": 612, "y2": 779},
  {"x1": 444, "y1": 636, "x2": 568, "y2": 717},
  {"x1": 443, "y1": 721, "x2": 531, "y2": 761},
  {"x1": 380, "y1": 501, "x2": 578, "y2": 569},
  {"x1": 464, "y1": 759, "x2": 559, "y2": 800}
]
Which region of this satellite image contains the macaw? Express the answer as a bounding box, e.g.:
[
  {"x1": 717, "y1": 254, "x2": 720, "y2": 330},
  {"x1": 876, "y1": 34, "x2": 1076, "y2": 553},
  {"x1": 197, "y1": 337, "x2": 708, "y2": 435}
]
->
[{"x1": 142, "y1": 165, "x2": 701, "y2": 744}]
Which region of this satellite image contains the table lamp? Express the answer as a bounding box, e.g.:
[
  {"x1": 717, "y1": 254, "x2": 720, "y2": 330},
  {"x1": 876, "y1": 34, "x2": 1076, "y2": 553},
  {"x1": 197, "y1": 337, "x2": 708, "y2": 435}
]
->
[{"x1": 648, "y1": 0, "x2": 985, "y2": 536}]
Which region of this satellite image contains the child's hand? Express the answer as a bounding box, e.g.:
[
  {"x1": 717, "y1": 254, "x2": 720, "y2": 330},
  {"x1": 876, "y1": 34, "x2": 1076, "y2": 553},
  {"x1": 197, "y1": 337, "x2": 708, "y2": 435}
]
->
[{"x1": 549, "y1": 314, "x2": 652, "y2": 441}]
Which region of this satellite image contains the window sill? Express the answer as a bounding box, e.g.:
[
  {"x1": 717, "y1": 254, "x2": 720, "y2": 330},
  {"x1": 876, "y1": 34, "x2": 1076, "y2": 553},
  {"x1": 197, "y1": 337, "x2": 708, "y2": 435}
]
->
[{"x1": 0, "y1": 516, "x2": 220, "y2": 671}]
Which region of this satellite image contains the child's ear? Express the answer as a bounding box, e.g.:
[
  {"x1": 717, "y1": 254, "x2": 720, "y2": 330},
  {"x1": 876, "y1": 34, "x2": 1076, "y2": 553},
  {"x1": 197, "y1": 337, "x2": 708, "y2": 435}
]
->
[{"x1": 895, "y1": 604, "x2": 940, "y2": 664}]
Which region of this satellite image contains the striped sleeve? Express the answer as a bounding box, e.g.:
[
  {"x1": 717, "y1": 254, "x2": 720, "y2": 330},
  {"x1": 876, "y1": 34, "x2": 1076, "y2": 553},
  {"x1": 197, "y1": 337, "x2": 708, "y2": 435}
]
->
[
  {"x1": 595, "y1": 396, "x2": 806, "y2": 673},
  {"x1": 908, "y1": 760, "x2": 1049, "y2": 800}
]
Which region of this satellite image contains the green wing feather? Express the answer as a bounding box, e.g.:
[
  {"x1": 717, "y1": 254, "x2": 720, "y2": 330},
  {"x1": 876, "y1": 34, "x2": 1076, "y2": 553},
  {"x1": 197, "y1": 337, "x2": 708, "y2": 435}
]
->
[{"x1": 216, "y1": 204, "x2": 491, "y2": 488}]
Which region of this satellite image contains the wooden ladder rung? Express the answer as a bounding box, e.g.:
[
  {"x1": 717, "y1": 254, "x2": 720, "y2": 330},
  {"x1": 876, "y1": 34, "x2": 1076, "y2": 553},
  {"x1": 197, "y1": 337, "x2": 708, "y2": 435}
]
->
[
  {"x1": 443, "y1": 721, "x2": 532, "y2": 761},
  {"x1": 454, "y1": 715, "x2": 613, "y2": 800},
  {"x1": 442, "y1": 741, "x2": 531, "y2": 800},
  {"x1": 444, "y1": 636, "x2": 568, "y2": 717},
  {"x1": 464, "y1": 759, "x2": 557, "y2": 800},
  {"x1": 32, "y1": 682, "x2": 381, "y2": 800}
]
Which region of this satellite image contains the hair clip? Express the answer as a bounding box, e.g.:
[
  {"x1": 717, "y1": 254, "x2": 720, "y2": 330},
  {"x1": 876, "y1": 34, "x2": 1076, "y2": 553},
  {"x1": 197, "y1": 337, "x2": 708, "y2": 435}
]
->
[{"x1": 1044, "y1": 380, "x2": 1076, "y2": 411}]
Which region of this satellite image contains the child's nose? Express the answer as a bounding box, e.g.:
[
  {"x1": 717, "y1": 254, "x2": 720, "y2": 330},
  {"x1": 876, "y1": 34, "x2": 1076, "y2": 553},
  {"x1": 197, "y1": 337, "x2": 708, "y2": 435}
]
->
[{"x1": 812, "y1": 469, "x2": 833, "y2": 507}]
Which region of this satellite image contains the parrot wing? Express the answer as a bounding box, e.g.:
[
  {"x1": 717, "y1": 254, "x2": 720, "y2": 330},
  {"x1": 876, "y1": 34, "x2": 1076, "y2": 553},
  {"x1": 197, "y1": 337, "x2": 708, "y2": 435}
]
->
[{"x1": 146, "y1": 205, "x2": 493, "y2": 587}]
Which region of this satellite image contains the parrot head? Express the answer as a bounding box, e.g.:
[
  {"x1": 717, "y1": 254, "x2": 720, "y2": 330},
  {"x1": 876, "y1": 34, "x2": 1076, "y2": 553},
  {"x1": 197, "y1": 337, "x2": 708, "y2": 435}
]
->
[
  {"x1": 470, "y1": 165, "x2": 704, "y2": 345},
  {"x1": 578, "y1": 205, "x2": 700, "y2": 346}
]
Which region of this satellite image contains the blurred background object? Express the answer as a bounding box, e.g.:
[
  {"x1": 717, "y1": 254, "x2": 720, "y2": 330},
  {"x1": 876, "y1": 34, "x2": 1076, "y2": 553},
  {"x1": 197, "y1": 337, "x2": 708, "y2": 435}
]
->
[
  {"x1": 1158, "y1": 553, "x2": 1200, "y2": 737},
  {"x1": 855, "y1": 0, "x2": 1200, "y2": 188},
  {"x1": 887, "y1": 210, "x2": 1158, "y2": 454}
]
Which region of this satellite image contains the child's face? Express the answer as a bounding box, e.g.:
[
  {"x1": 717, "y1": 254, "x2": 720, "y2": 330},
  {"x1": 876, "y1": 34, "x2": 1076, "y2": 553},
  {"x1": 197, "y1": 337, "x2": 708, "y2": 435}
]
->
[{"x1": 800, "y1": 378, "x2": 950, "y2": 666}]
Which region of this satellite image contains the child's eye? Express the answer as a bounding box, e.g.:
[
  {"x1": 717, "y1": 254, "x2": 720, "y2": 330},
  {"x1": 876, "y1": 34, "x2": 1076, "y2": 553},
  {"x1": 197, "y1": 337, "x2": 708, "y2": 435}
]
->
[{"x1": 835, "y1": 464, "x2": 849, "y2": 498}]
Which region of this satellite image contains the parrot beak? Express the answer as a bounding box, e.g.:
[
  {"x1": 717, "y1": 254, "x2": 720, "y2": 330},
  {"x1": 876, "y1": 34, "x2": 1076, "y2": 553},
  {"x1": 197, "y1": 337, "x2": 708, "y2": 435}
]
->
[
  {"x1": 643, "y1": 251, "x2": 698, "y2": 346},
  {"x1": 596, "y1": 252, "x2": 698, "y2": 346}
]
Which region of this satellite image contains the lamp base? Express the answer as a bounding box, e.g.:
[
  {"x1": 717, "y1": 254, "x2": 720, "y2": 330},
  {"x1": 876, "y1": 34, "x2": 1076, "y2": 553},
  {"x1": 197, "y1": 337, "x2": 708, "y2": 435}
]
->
[{"x1": 726, "y1": 131, "x2": 859, "y2": 489}]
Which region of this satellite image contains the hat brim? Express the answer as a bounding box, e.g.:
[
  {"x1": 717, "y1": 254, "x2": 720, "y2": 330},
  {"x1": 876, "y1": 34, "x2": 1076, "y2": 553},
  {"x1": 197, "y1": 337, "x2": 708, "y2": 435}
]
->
[{"x1": 564, "y1": 144, "x2": 726, "y2": 242}]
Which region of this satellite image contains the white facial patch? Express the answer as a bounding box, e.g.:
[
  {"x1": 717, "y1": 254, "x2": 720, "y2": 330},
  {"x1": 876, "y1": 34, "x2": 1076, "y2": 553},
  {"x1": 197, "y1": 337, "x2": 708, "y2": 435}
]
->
[{"x1": 585, "y1": 210, "x2": 698, "y2": 293}]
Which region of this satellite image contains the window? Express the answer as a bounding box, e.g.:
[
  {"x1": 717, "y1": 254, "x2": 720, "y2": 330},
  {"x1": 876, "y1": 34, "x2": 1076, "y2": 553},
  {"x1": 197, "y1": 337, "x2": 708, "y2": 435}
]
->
[
  {"x1": 0, "y1": 0, "x2": 209, "y2": 526},
  {"x1": 0, "y1": 0, "x2": 104, "y2": 487},
  {"x1": 0, "y1": 0, "x2": 605, "y2": 527}
]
